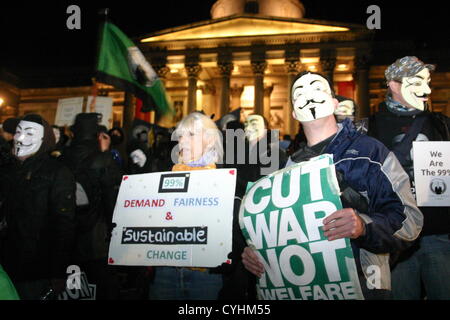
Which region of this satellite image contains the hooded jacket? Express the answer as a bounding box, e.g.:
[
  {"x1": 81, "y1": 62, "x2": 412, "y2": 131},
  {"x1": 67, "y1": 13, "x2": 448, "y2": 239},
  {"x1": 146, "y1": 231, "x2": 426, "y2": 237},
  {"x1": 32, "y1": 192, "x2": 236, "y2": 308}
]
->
[{"x1": 1, "y1": 115, "x2": 76, "y2": 282}]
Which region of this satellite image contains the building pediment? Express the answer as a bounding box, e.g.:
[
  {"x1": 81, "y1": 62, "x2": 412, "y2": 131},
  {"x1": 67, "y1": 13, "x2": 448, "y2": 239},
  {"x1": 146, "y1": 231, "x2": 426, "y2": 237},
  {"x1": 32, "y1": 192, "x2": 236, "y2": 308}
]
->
[{"x1": 140, "y1": 15, "x2": 356, "y2": 44}]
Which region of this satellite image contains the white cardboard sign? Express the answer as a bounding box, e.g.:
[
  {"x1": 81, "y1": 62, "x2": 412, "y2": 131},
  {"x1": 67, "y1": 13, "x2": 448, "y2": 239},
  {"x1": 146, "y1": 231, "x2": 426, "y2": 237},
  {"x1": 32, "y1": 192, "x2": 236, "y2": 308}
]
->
[
  {"x1": 108, "y1": 169, "x2": 237, "y2": 267},
  {"x1": 87, "y1": 96, "x2": 113, "y2": 129},
  {"x1": 413, "y1": 141, "x2": 450, "y2": 206},
  {"x1": 55, "y1": 97, "x2": 84, "y2": 127}
]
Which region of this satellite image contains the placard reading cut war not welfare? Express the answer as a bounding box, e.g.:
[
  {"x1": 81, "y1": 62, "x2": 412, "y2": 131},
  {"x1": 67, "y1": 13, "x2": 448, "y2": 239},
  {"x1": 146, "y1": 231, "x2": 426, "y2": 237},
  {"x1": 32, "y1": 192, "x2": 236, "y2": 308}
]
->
[
  {"x1": 108, "y1": 169, "x2": 236, "y2": 267},
  {"x1": 239, "y1": 154, "x2": 363, "y2": 300}
]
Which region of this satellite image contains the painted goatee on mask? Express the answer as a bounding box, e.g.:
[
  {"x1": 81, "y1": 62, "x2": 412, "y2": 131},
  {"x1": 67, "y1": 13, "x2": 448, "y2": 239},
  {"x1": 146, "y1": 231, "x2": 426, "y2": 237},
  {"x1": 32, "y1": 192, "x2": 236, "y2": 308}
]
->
[
  {"x1": 14, "y1": 120, "x2": 44, "y2": 159},
  {"x1": 291, "y1": 73, "x2": 335, "y2": 122},
  {"x1": 244, "y1": 115, "x2": 265, "y2": 142},
  {"x1": 400, "y1": 68, "x2": 431, "y2": 111}
]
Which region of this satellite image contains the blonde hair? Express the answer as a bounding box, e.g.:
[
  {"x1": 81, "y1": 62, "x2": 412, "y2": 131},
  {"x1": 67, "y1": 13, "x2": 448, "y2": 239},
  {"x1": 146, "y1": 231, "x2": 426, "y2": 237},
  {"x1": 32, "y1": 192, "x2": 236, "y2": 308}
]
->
[{"x1": 173, "y1": 112, "x2": 223, "y2": 164}]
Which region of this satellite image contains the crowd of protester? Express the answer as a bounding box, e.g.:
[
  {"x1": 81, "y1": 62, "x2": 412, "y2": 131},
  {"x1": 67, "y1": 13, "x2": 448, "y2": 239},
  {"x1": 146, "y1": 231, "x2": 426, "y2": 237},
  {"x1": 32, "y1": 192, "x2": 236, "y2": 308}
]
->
[{"x1": 0, "y1": 56, "x2": 448, "y2": 300}]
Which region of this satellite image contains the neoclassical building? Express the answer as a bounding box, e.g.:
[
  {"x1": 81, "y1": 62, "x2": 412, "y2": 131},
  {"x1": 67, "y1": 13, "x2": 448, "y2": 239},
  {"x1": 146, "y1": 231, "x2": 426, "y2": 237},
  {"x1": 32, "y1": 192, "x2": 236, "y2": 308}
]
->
[
  {"x1": 139, "y1": 0, "x2": 373, "y2": 135},
  {"x1": 1, "y1": 0, "x2": 449, "y2": 133}
]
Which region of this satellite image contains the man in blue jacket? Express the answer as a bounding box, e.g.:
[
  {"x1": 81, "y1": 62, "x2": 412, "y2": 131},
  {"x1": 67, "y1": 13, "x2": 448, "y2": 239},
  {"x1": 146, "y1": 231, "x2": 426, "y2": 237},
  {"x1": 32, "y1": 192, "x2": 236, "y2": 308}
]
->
[{"x1": 241, "y1": 71, "x2": 423, "y2": 299}]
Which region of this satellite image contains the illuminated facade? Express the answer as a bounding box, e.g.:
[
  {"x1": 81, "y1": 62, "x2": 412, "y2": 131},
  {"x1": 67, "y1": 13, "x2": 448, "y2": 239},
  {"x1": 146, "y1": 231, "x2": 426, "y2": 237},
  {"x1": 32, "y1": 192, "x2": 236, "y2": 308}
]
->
[
  {"x1": 2, "y1": 0, "x2": 448, "y2": 131},
  {"x1": 139, "y1": 0, "x2": 373, "y2": 135}
]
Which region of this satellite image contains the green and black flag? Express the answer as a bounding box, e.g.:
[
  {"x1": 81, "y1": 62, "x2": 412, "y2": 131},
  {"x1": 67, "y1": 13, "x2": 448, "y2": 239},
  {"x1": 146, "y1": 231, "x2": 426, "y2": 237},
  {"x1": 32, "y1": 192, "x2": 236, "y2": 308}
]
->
[{"x1": 96, "y1": 22, "x2": 172, "y2": 116}]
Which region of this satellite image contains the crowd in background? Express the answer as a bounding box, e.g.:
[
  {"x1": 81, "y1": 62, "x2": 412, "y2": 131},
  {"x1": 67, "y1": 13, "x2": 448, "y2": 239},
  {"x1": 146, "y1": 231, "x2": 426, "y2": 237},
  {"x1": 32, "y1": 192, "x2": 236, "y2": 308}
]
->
[{"x1": 0, "y1": 56, "x2": 449, "y2": 301}]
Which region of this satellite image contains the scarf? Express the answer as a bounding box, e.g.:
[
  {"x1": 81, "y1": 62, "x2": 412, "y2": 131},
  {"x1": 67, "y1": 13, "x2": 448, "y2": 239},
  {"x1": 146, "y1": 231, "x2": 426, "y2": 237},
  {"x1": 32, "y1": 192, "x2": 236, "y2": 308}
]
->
[
  {"x1": 385, "y1": 95, "x2": 423, "y2": 117},
  {"x1": 173, "y1": 150, "x2": 217, "y2": 171}
]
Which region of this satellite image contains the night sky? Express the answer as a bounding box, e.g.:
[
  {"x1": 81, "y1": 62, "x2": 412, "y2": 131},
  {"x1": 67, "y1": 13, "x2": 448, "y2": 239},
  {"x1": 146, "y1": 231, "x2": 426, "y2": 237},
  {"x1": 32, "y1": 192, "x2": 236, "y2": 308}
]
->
[{"x1": 0, "y1": 0, "x2": 448, "y2": 78}]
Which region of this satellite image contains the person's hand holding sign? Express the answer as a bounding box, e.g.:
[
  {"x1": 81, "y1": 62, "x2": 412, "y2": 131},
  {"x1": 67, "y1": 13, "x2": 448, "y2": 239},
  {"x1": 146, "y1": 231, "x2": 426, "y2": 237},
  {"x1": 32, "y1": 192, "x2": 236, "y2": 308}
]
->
[
  {"x1": 242, "y1": 247, "x2": 264, "y2": 278},
  {"x1": 323, "y1": 208, "x2": 366, "y2": 241}
]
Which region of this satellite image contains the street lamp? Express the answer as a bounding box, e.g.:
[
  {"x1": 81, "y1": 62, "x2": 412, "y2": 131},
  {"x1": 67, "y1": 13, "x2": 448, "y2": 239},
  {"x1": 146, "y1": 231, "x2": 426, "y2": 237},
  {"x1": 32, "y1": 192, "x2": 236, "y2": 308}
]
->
[{"x1": 0, "y1": 97, "x2": 4, "y2": 106}]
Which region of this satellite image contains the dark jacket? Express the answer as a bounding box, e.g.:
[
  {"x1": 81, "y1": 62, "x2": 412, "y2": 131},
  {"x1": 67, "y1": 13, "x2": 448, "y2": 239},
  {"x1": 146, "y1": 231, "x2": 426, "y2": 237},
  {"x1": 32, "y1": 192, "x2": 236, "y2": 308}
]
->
[
  {"x1": 60, "y1": 137, "x2": 122, "y2": 262},
  {"x1": 287, "y1": 118, "x2": 423, "y2": 290},
  {"x1": 1, "y1": 151, "x2": 76, "y2": 282},
  {"x1": 369, "y1": 102, "x2": 450, "y2": 236}
]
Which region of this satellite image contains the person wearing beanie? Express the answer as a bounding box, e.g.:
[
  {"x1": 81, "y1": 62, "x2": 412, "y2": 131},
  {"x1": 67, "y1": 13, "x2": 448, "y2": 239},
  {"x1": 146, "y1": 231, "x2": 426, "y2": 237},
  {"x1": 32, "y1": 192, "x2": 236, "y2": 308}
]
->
[
  {"x1": 0, "y1": 114, "x2": 76, "y2": 300},
  {"x1": 369, "y1": 56, "x2": 450, "y2": 300},
  {"x1": 59, "y1": 112, "x2": 123, "y2": 300}
]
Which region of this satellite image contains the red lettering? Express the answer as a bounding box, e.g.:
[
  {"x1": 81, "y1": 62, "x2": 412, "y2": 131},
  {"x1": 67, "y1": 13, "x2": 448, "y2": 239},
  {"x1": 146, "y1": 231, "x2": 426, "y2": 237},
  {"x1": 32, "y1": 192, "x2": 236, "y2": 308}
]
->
[
  {"x1": 136, "y1": 200, "x2": 144, "y2": 207},
  {"x1": 125, "y1": 199, "x2": 166, "y2": 208}
]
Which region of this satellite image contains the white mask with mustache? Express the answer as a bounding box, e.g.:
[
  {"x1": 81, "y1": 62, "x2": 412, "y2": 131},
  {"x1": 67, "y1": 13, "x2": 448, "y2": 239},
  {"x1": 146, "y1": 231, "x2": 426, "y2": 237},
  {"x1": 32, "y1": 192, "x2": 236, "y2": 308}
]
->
[
  {"x1": 244, "y1": 115, "x2": 265, "y2": 142},
  {"x1": 291, "y1": 73, "x2": 335, "y2": 122},
  {"x1": 130, "y1": 149, "x2": 147, "y2": 168},
  {"x1": 400, "y1": 68, "x2": 431, "y2": 111},
  {"x1": 14, "y1": 120, "x2": 44, "y2": 159}
]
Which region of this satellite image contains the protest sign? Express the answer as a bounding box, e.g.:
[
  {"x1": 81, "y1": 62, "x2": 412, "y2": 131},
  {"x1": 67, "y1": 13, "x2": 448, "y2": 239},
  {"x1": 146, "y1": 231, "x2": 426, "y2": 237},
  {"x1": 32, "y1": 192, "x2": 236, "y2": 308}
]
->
[
  {"x1": 239, "y1": 154, "x2": 363, "y2": 300},
  {"x1": 108, "y1": 169, "x2": 236, "y2": 267},
  {"x1": 87, "y1": 96, "x2": 113, "y2": 129},
  {"x1": 413, "y1": 141, "x2": 450, "y2": 206},
  {"x1": 55, "y1": 97, "x2": 84, "y2": 127}
]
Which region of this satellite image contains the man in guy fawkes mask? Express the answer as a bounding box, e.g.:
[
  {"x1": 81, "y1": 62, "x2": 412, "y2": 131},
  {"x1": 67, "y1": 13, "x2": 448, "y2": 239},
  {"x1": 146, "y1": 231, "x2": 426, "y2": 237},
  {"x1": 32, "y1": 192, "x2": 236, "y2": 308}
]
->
[
  {"x1": 240, "y1": 114, "x2": 286, "y2": 194},
  {"x1": 1, "y1": 114, "x2": 76, "y2": 300},
  {"x1": 242, "y1": 71, "x2": 423, "y2": 300},
  {"x1": 369, "y1": 56, "x2": 450, "y2": 300},
  {"x1": 127, "y1": 139, "x2": 152, "y2": 174}
]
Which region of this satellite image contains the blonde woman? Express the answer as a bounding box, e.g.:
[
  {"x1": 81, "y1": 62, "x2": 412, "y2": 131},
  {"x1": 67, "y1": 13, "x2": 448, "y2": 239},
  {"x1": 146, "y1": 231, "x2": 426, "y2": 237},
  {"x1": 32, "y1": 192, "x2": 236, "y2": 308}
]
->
[
  {"x1": 148, "y1": 112, "x2": 249, "y2": 300},
  {"x1": 172, "y1": 111, "x2": 223, "y2": 171}
]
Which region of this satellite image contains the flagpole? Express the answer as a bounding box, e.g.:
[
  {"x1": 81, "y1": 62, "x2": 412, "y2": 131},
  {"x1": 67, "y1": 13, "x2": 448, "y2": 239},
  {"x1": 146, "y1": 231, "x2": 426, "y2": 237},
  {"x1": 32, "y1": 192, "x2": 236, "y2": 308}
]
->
[{"x1": 90, "y1": 8, "x2": 109, "y2": 114}]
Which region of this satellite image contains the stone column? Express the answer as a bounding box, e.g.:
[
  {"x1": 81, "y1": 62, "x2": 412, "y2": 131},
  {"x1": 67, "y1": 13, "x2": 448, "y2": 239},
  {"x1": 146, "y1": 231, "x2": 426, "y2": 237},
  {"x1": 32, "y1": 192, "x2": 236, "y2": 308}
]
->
[
  {"x1": 251, "y1": 61, "x2": 267, "y2": 116},
  {"x1": 320, "y1": 49, "x2": 337, "y2": 86},
  {"x1": 230, "y1": 84, "x2": 244, "y2": 110},
  {"x1": 217, "y1": 61, "x2": 234, "y2": 117},
  {"x1": 185, "y1": 64, "x2": 202, "y2": 114},
  {"x1": 354, "y1": 50, "x2": 371, "y2": 119},
  {"x1": 147, "y1": 47, "x2": 169, "y2": 84},
  {"x1": 251, "y1": 46, "x2": 267, "y2": 116},
  {"x1": 201, "y1": 84, "x2": 216, "y2": 116},
  {"x1": 263, "y1": 85, "x2": 273, "y2": 123},
  {"x1": 285, "y1": 60, "x2": 301, "y2": 136},
  {"x1": 154, "y1": 65, "x2": 170, "y2": 84}
]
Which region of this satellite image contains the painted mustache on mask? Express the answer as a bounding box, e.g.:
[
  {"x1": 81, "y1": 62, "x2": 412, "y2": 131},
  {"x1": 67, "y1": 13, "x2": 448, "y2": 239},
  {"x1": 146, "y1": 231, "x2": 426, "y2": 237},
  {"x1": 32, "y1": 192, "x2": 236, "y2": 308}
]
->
[
  {"x1": 15, "y1": 142, "x2": 32, "y2": 147},
  {"x1": 300, "y1": 99, "x2": 326, "y2": 109}
]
